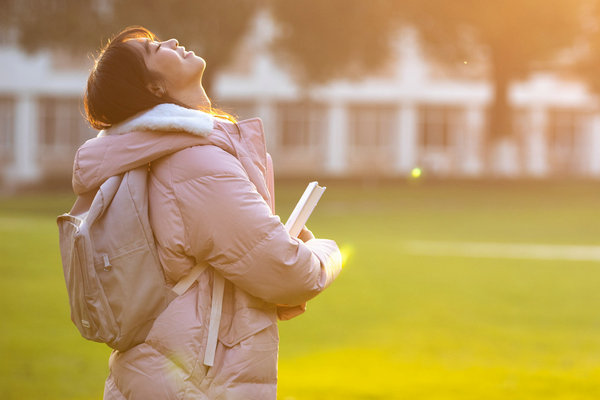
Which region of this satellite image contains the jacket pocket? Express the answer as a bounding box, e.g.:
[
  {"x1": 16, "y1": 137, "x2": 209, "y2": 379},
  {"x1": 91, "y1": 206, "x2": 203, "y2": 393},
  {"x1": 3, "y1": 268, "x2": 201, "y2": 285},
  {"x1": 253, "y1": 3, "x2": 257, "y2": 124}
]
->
[{"x1": 218, "y1": 306, "x2": 277, "y2": 349}]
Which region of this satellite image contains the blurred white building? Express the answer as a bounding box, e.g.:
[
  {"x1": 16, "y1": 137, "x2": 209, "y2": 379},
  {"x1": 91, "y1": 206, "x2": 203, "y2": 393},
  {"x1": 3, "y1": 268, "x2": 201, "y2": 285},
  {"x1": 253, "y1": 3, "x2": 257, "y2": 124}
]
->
[{"x1": 2, "y1": 13, "x2": 600, "y2": 188}]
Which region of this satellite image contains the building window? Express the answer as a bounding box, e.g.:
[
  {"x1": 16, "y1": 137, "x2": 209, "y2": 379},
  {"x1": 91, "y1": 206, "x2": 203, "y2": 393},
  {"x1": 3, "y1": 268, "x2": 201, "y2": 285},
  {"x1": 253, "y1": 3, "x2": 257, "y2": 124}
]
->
[
  {"x1": 38, "y1": 97, "x2": 94, "y2": 151},
  {"x1": 548, "y1": 110, "x2": 581, "y2": 152},
  {"x1": 276, "y1": 102, "x2": 326, "y2": 149},
  {"x1": 0, "y1": 97, "x2": 15, "y2": 163},
  {"x1": 512, "y1": 108, "x2": 530, "y2": 140},
  {"x1": 347, "y1": 104, "x2": 396, "y2": 149},
  {"x1": 419, "y1": 106, "x2": 463, "y2": 150},
  {"x1": 547, "y1": 109, "x2": 587, "y2": 171},
  {"x1": 417, "y1": 105, "x2": 465, "y2": 175}
]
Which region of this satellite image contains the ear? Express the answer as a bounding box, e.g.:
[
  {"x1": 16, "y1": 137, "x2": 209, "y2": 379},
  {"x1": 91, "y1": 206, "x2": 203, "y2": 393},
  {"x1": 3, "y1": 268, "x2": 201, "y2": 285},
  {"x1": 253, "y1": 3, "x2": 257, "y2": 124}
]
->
[{"x1": 147, "y1": 81, "x2": 166, "y2": 98}]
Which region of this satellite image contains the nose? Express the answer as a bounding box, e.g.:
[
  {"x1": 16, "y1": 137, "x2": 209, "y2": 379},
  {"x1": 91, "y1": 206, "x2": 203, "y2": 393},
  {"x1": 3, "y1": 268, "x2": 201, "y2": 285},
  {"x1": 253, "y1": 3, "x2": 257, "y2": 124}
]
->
[{"x1": 164, "y1": 38, "x2": 179, "y2": 48}]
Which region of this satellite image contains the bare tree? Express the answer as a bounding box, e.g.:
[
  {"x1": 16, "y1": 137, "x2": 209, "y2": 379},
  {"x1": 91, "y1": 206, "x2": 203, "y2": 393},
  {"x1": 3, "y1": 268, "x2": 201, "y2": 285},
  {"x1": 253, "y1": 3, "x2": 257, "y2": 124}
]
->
[
  {"x1": 4, "y1": 0, "x2": 262, "y2": 96},
  {"x1": 271, "y1": 0, "x2": 587, "y2": 166}
]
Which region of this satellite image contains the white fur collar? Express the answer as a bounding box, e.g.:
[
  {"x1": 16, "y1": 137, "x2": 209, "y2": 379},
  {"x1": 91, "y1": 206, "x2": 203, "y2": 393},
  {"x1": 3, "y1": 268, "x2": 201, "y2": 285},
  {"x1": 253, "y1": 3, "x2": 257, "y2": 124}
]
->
[{"x1": 98, "y1": 103, "x2": 215, "y2": 137}]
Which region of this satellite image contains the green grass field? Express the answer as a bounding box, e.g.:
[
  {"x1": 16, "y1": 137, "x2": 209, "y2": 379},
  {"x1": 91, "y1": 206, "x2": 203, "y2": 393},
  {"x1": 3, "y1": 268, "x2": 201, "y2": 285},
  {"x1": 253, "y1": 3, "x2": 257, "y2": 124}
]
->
[{"x1": 2, "y1": 180, "x2": 600, "y2": 399}]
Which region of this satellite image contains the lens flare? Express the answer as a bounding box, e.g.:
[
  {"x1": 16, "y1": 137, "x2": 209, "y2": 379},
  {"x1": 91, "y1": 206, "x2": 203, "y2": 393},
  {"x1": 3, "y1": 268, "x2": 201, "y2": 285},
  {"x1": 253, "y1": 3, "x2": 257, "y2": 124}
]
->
[{"x1": 339, "y1": 244, "x2": 355, "y2": 268}]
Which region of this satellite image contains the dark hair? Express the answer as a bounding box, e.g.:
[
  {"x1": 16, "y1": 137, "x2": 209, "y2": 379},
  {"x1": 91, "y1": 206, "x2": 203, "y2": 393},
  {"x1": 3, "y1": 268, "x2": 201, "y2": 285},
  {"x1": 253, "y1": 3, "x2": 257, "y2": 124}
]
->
[{"x1": 84, "y1": 26, "x2": 187, "y2": 130}]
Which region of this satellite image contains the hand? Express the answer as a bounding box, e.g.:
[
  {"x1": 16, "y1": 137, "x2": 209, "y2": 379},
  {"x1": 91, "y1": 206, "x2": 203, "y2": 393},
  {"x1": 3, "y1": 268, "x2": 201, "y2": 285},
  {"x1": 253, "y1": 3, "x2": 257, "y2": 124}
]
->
[{"x1": 298, "y1": 226, "x2": 315, "y2": 242}]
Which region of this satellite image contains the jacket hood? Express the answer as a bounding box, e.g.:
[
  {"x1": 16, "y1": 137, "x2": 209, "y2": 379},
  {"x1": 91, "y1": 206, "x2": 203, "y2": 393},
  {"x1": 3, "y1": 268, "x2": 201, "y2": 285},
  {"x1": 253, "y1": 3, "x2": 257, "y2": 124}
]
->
[{"x1": 72, "y1": 103, "x2": 237, "y2": 194}]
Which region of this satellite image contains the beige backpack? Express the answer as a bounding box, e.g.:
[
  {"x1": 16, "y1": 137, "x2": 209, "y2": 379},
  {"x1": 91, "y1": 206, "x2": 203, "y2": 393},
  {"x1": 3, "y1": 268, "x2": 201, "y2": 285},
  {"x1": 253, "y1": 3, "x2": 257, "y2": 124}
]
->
[
  {"x1": 57, "y1": 166, "x2": 175, "y2": 351},
  {"x1": 57, "y1": 164, "x2": 221, "y2": 365}
]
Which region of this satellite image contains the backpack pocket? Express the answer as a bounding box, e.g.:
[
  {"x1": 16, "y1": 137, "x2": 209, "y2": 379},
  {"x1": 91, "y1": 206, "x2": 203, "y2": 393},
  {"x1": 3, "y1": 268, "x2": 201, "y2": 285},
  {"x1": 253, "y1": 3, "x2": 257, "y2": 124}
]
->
[
  {"x1": 58, "y1": 216, "x2": 118, "y2": 344},
  {"x1": 95, "y1": 239, "x2": 172, "y2": 351}
]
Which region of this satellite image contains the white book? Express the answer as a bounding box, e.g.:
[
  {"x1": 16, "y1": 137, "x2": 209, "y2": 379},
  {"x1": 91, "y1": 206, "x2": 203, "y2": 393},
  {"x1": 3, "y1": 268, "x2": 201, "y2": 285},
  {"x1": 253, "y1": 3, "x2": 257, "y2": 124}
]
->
[{"x1": 284, "y1": 181, "x2": 326, "y2": 238}]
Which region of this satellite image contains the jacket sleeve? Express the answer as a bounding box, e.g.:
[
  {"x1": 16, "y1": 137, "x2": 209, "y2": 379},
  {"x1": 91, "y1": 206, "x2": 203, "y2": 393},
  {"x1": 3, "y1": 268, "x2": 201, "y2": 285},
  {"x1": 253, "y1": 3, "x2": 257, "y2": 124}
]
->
[{"x1": 170, "y1": 146, "x2": 342, "y2": 306}]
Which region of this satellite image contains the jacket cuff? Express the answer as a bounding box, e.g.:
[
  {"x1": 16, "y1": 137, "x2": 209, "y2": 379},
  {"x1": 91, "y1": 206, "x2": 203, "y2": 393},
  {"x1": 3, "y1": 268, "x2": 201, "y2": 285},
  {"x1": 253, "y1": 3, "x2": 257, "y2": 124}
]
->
[{"x1": 304, "y1": 239, "x2": 343, "y2": 290}]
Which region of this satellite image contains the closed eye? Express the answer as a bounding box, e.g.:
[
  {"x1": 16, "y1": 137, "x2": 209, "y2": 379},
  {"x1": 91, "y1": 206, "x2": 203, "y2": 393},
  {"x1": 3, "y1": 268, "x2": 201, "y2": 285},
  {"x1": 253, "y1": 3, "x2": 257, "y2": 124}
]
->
[{"x1": 155, "y1": 43, "x2": 161, "y2": 53}]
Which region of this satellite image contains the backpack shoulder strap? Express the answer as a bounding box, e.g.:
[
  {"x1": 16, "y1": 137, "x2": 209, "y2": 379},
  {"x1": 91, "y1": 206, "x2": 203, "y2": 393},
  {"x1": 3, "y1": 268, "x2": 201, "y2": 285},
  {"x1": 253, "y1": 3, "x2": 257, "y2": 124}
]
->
[
  {"x1": 170, "y1": 263, "x2": 224, "y2": 368},
  {"x1": 172, "y1": 264, "x2": 209, "y2": 295},
  {"x1": 203, "y1": 271, "x2": 224, "y2": 367},
  {"x1": 86, "y1": 175, "x2": 123, "y2": 224}
]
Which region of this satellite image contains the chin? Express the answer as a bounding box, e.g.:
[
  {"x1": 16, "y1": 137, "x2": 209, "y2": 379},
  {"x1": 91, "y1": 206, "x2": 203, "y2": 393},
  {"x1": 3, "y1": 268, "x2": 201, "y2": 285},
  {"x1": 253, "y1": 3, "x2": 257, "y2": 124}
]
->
[{"x1": 189, "y1": 52, "x2": 205, "y2": 65}]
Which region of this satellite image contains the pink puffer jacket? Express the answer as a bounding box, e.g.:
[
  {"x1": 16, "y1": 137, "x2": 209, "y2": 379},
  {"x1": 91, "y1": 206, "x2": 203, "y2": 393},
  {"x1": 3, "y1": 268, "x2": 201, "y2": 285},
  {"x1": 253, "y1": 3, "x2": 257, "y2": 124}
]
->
[{"x1": 71, "y1": 104, "x2": 342, "y2": 399}]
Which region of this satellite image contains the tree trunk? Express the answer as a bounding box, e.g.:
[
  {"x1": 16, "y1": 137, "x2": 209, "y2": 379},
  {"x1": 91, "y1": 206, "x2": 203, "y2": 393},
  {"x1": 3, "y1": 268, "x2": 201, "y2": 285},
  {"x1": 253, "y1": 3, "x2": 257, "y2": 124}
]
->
[
  {"x1": 487, "y1": 49, "x2": 519, "y2": 176},
  {"x1": 489, "y1": 70, "x2": 510, "y2": 142}
]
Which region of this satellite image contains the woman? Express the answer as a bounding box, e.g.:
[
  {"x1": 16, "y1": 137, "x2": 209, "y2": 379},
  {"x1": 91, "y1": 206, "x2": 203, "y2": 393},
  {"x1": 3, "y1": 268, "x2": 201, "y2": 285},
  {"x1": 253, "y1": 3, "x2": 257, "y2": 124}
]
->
[{"x1": 76, "y1": 26, "x2": 342, "y2": 399}]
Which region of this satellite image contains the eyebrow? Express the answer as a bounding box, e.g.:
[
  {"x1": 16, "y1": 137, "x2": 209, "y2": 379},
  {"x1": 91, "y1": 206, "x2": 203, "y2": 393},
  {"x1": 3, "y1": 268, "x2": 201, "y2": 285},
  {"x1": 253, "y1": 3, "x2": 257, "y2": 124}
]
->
[{"x1": 142, "y1": 40, "x2": 161, "y2": 55}]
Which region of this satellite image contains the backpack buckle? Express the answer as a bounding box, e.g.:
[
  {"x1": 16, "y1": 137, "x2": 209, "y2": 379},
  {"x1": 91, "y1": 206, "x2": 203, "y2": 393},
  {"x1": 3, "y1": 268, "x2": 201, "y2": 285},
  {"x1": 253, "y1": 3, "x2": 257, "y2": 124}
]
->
[{"x1": 103, "y1": 254, "x2": 112, "y2": 271}]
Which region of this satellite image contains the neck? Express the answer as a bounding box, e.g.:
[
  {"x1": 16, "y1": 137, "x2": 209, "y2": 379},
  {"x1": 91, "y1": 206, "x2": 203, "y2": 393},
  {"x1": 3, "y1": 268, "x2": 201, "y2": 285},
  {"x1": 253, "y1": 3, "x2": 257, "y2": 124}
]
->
[{"x1": 171, "y1": 84, "x2": 211, "y2": 111}]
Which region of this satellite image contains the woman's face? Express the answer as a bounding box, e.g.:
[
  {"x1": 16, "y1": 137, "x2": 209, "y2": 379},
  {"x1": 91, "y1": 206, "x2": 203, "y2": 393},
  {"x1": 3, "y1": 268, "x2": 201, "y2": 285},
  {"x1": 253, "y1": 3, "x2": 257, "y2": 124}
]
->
[{"x1": 128, "y1": 38, "x2": 206, "y2": 97}]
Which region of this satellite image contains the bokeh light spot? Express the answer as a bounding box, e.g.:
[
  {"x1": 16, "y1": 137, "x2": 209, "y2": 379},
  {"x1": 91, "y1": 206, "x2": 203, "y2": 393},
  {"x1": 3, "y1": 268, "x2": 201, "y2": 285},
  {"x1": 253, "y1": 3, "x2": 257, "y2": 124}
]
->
[{"x1": 411, "y1": 167, "x2": 422, "y2": 179}]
